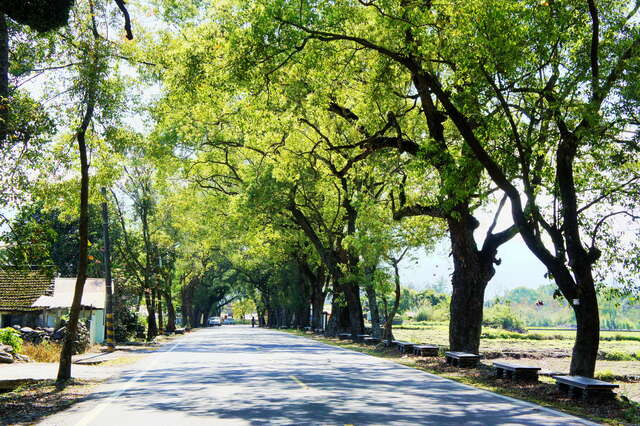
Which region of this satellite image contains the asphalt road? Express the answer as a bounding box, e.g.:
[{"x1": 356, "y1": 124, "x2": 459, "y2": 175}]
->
[{"x1": 40, "y1": 326, "x2": 593, "y2": 425}]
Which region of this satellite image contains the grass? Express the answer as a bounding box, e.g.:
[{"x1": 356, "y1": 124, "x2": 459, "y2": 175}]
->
[
  {"x1": 283, "y1": 329, "x2": 640, "y2": 425},
  {"x1": 390, "y1": 322, "x2": 640, "y2": 360},
  {"x1": 20, "y1": 342, "x2": 62, "y2": 362}
]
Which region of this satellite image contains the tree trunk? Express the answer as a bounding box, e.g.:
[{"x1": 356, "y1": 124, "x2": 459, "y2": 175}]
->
[
  {"x1": 144, "y1": 291, "x2": 158, "y2": 340},
  {"x1": 311, "y1": 288, "x2": 325, "y2": 329},
  {"x1": 56, "y1": 125, "x2": 90, "y2": 382},
  {"x1": 343, "y1": 282, "x2": 364, "y2": 337},
  {"x1": 180, "y1": 285, "x2": 193, "y2": 328},
  {"x1": 56, "y1": 41, "x2": 97, "y2": 382},
  {"x1": 164, "y1": 291, "x2": 176, "y2": 332},
  {"x1": 365, "y1": 285, "x2": 381, "y2": 338},
  {"x1": 382, "y1": 262, "x2": 402, "y2": 341},
  {"x1": 447, "y1": 214, "x2": 494, "y2": 354},
  {"x1": 326, "y1": 292, "x2": 350, "y2": 336},
  {"x1": 156, "y1": 290, "x2": 163, "y2": 332}
]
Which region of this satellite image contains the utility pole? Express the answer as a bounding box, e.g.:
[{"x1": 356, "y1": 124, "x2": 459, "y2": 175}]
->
[{"x1": 101, "y1": 187, "x2": 115, "y2": 351}]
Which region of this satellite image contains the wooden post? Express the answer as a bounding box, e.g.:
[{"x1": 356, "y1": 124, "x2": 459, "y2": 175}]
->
[{"x1": 101, "y1": 187, "x2": 115, "y2": 351}]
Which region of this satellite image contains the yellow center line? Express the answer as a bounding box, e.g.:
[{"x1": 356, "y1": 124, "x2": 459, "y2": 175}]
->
[{"x1": 288, "y1": 375, "x2": 310, "y2": 390}]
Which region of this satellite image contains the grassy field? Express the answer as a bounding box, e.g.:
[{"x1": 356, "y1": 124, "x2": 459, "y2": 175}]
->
[
  {"x1": 392, "y1": 322, "x2": 640, "y2": 363},
  {"x1": 392, "y1": 321, "x2": 640, "y2": 406}
]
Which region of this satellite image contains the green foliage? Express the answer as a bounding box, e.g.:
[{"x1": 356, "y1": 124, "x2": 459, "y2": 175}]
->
[
  {"x1": 482, "y1": 304, "x2": 525, "y2": 332},
  {"x1": 489, "y1": 284, "x2": 640, "y2": 329},
  {"x1": 0, "y1": 327, "x2": 23, "y2": 353},
  {"x1": 602, "y1": 351, "x2": 638, "y2": 361}
]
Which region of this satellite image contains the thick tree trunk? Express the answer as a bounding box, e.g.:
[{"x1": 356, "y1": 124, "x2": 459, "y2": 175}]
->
[
  {"x1": 164, "y1": 291, "x2": 176, "y2": 333},
  {"x1": 343, "y1": 283, "x2": 364, "y2": 337},
  {"x1": 447, "y1": 213, "x2": 495, "y2": 354},
  {"x1": 326, "y1": 292, "x2": 350, "y2": 336},
  {"x1": 365, "y1": 285, "x2": 381, "y2": 338},
  {"x1": 144, "y1": 291, "x2": 158, "y2": 340},
  {"x1": 311, "y1": 288, "x2": 325, "y2": 329}
]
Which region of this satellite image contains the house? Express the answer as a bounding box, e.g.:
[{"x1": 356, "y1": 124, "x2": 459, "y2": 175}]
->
[
  {"x1": 33, "y1": 278, "x2": 106, "y2": 344},
  {"x1": 0, "y1": 270, "x2": 106, "y2": 344},
  {"x1": 0, "y1": 269, "x2": 54, "y2": 328}
]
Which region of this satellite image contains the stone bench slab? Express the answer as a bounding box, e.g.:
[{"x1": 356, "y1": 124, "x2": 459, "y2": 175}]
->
[
  {"x1": 554, "y1": 375, "x2": 619, "y2": 390},
  {"x1": 413, "y1": 345, "x2": 438, "y2": 356},
  {"x1": 445, "y1": 351, "x2": 480, "y2": 368}
]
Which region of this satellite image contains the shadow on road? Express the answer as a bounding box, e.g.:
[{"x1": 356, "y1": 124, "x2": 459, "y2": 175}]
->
[{"x1": 68, "y1": 327, "x2": 581, "y2": 425}]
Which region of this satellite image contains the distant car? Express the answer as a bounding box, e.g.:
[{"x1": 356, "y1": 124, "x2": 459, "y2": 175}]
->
[
  {"x1": 223, "y1": 317, "x2": 235, "y2": 325},
  {"x1": 208, "y1": 317, "x2": 222, "y2": 326}
]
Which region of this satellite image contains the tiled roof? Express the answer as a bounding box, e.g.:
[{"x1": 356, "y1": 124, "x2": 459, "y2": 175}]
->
[{"x1": 0, "y1": 269, "x2": 54, "y2": 312}]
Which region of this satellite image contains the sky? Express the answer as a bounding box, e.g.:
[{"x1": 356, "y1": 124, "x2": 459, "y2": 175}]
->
[
  {"x1": 400, "y1": 235, "x2": 550, "y2": 299},
  {"x1": 398, "y1": 200, "x2": 551, "y2": 299}
]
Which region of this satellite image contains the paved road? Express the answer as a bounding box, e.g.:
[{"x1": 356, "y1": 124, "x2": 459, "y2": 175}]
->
[{"x1": 41, "y1": 326, "x2": 593, "y2": 425}]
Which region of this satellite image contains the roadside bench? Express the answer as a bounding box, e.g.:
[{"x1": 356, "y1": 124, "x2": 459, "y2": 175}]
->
[
  {"x1": 413, "y1": 344, "x2": 439, "y2": 357},
  {"x1": 175, "y1": 328, "x2": 186, "y2": 335},
  {"x1": 356, "y1": 334, "x2": 371, "y2": 342},
  {"x1": 363, "y1": 337, "x2": 380, "y2": 345},
  {"x1": 554, "y1": 375, "x2": 619, "y2": 400},
  {"x1": 494, "y1": 362, "x2": 541, "y2": 381},
  {"x1": 396, "y1": 341, "x2": 415, "y2": 354},
  {"x1": 382, "y1": 339, "x2": 398, "y2": 347},
  {"x1": 313, "y1": 328, "x2": 324, "y2": 334},
  {"x1": 303, "y1": 326, "x2": 312, "y2": 332},
  {"x1": 338, "y1": 333, "x2": 352, "y2": 340},
  {"x1": 445, "y1": 351, "x2": 480, "y2": 368}
]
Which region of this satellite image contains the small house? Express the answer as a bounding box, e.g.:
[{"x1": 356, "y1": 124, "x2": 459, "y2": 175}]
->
[
  {"x1": 0, "y1": 269, "x2": 54, "y2": 328},
  {"x1": 33, "y1": 278, "x2": 106, "y2": 344}
]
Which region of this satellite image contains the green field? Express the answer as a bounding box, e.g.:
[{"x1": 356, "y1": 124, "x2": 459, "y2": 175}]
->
[{"x1": 392, "y1": 322, "x2": 640, "y2": 362}]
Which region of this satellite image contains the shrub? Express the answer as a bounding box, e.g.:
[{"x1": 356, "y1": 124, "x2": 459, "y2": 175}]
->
[
  {"x1": 482, "y1": 304, "x2": 525, "y2": 332},
  {"x1": 415, "y1": 308, "x2": 431, "y2": 322},
  {"x1": 114, "y1": 308, "x2": 138, "y2": 342},
  {"x1": 0, "y1": 327, "x2": 23, "y2": 352},
  {"x1": 602, "y1": 350, "x2": 635, "y2": 361},
  {"x1": 595, "y1": 369, "x2": 616, "y2": 381}
]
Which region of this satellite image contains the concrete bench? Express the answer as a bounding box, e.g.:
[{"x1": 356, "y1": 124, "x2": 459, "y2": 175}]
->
[
  {"x1": 396, "y1": 341, "x2": 415, "y2": 354},
  {"x1": 356, "y1": 334, "x2": 371, "y2": 342},
  {"x1": 363, "y1": 337, "x2": 380, "y2": 345},
  {"x1": 494, "y1": 362, "x2": 541, "y2": 381},
  {"x1": 445, "y1": 351, "x2": 480, "y2": 368},
  {"x1": 338, "y1": 333, "x2": 352, "y2": 340},
  {"x1": 554, "y1": 375, "x2": 619, "y2": 400},
  {"x1": 413, "y1": 344, "x2": 439, "y2": 357},
  {"x1": 175, "y1": 328, "x2": 186, "y2": 335},
  {"x1": 382, "y1": 339, "x2": 398, "y2": 347}
]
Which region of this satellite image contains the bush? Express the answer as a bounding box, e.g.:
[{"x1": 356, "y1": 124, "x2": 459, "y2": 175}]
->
[
  {"x1": 483, "y1": 304, "x2": 525, "y2": 332},
  {"x1": 602, "y1": 350, "x2": 636, "y2": 361},
  {"x1": 114, "y1": 308, "x2": 138, "y2": 342},
  {"x1": 415, "y1": 308, "x2": 430, "y2": 322},
  {"x1": 0, "y1": 327, "x2": 23, "y2": 352}
]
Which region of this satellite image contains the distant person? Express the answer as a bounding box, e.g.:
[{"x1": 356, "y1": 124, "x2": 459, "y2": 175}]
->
[{"x1": 251, "y1": 316, "x2": 256, "y2": 328}]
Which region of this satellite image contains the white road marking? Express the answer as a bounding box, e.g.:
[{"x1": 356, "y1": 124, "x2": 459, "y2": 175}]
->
[
  {"x1": 75, "y1": 339, "x2": 184, "y2": 426},
  {"x1": 288, "y1": 375, "x2": 309, "y2": 390}
]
